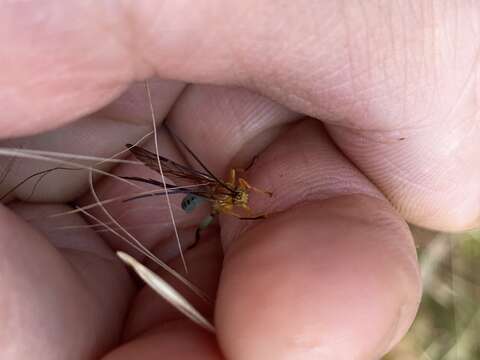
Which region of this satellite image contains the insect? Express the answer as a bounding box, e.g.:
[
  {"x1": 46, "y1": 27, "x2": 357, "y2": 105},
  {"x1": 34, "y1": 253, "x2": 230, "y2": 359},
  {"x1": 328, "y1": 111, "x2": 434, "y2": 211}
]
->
[{"x1": 121, "y1": 140, "x2": 272, "y2": 240}]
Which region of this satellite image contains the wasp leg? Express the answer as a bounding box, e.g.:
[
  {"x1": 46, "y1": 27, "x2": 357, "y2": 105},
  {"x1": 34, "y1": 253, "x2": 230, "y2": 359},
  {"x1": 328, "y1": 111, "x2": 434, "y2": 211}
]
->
[
  {"x1": 238, "y1": 178, "x2": 273, "y2": 197},
  {"x1": 226, "y1": 168, "x2": 236, "y2": 186},
  {"x1": 245, "y1": 155, "x2": 259, "y2": 172},
  {"x1": 238, "y1": 214, "x2": 267, "y2": 220},
  {"x1": 189, "y1": 213, "x2": 215, "y2": 250},
  {"x1": 222, "y1": 207, "x2": 267, "y2": 221},
  {"x1": 235, "y1": 155, "x2": 259, "y2": 174}
]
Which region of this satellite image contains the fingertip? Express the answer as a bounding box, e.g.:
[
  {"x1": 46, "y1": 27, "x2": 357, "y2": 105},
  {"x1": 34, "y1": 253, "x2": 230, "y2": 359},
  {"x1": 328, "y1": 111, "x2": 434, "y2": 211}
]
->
[
  {"x1": 103, "y1": 320, "x2": 222, "y2": 360},
  {"x1": 215, "y1": 196, "x2": 421, "y2": 359}
]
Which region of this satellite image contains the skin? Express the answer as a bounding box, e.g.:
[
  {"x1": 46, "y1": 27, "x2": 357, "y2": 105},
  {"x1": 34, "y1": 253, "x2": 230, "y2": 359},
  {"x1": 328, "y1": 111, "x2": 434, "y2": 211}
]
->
[{"x1": 0, "y1": 1, "x2": 479, "y2": 359}]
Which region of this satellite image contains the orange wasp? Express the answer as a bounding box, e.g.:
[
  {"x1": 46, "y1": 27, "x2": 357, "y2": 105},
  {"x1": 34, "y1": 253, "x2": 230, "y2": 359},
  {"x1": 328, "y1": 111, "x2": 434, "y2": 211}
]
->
[{"x1": 122, "y1": 140, "x2": 272, "y2": 239}]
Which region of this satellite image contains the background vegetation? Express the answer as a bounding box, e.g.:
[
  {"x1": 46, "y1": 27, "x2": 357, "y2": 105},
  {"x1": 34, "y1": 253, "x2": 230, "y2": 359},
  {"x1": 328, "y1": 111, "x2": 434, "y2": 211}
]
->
[{"x1": 386, "y1": 228, "x2": 480, "y2": 360}]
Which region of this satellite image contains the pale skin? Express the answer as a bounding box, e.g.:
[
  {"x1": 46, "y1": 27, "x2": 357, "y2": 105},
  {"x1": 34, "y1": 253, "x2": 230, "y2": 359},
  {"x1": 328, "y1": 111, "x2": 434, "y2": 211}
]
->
[{"x1": 1, "y1": 1, "x2": 479, "y2": 359}]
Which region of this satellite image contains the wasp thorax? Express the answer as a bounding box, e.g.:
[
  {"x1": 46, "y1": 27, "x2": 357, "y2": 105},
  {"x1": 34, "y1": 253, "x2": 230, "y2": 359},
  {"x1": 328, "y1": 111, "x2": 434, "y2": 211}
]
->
[{"x1": 234, "y1": 190, "x2": 249, "y2": 206}]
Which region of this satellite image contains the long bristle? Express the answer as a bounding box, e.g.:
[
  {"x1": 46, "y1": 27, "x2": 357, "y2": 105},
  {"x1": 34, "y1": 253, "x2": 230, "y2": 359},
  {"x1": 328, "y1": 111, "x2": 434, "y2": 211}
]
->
[{"x1": 145, "y1": 80, "x2": 189, "y2": 274}]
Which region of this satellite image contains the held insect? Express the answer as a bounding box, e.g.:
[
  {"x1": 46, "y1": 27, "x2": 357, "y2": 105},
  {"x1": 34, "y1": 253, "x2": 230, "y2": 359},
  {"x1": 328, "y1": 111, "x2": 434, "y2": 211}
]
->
[{"x1": 122, "y1": 142, "x2": 272, "y2": 240}]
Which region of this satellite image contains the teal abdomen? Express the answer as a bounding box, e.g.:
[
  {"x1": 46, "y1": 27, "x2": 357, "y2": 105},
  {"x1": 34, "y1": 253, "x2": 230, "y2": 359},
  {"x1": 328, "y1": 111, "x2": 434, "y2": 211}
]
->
[{"x1": 181, "y1": 194, "x2": 204, "y2": 213}]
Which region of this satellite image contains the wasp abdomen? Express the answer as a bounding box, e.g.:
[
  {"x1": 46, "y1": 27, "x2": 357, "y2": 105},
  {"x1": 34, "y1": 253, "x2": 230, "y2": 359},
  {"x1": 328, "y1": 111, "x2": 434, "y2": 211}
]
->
[{"x1": 181, "y1": 194, "x2": 204, "y2": 213}]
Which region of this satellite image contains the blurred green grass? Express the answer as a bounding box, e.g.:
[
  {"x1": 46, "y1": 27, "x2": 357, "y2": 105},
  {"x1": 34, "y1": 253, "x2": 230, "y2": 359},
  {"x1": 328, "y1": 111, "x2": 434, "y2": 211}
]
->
[{"x1": 385, "y1": 228, "x2": 480, "y2": 360}]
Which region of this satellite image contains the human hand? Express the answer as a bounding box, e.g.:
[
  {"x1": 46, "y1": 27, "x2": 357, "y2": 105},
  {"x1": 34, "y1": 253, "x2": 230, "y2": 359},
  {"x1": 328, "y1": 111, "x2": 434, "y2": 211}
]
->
[{"x1": 1, "y1": 1, "x2": 479, "y2": 359}]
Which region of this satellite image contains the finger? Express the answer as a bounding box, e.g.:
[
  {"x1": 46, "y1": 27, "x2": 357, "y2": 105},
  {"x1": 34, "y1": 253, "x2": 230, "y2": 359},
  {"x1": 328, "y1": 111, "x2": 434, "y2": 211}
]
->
[
  {"x1": 1, "y1": 1, "x2": 477, "y2": 132},
  {"x1": 0, "y1": 203, "x2": 133, "y2": 360},
  {"x1": 326, "y1": 122, "x2": 480, "y2": 231},
  {"x1": 97, "y1": 78, "x2": 185, "y2": 125},
  {"x1": 3, "y1": 1, "x2": 479, "y2": 230},
  {"x1": 218, "y1": 199, "x2": 420, "y2": 360},
  {"x1": 102, "y1": 321, "x2": 222, "y2": 360},
  {"x1": 214, "y1": 121, "x2": 421, "y2": 359},
  {"x1": 166, "y1": 84, "x2": 301, "y2": 175}
]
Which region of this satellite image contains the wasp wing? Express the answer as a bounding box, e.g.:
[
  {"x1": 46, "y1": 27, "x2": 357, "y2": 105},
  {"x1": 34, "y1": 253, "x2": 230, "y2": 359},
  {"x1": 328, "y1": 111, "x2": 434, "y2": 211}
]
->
[
  {"x1": 121, "y1": 175, "x2": 220, "y2": 203},
  {"x1": 126, "y1": 144, "x2": 218, "y2": 187}
]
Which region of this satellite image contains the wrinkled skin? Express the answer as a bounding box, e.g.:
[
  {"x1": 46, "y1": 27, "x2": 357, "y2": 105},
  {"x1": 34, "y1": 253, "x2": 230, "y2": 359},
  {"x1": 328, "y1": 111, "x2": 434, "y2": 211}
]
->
[{"x1": 1, "y1": 1, "x2": 479, "y2": 359}]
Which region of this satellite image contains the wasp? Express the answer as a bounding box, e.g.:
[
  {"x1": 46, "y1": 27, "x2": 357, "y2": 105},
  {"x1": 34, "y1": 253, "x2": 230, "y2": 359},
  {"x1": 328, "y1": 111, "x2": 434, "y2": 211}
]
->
[{"x1": 121, "y1": 140, "x2": 272, "y2": 240}]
